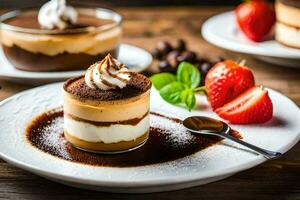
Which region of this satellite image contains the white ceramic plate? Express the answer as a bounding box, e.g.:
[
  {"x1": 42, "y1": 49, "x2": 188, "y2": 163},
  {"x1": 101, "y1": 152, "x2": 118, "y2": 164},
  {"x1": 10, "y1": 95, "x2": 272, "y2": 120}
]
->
[
  {"x1": 0, "y1": 44, "x2": 152, "y2": 84},
  {"x1": 0, "y1": 83, "x2": 299, "y2": 193},
  {"x1": 202, "y1": 11, "x2": 300, "y2": 67}
]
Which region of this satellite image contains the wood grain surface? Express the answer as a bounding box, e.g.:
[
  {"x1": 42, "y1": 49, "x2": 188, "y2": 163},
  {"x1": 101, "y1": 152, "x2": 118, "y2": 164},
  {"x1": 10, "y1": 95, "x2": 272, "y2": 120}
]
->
[{"x1": 0, "y1": 7, "x2": 299, "y2": 200}]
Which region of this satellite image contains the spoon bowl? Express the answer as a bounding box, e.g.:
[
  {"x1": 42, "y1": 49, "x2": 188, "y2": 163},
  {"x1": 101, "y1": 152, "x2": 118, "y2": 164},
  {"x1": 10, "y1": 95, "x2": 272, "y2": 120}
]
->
[
  {"x1": 183, "y1": 116, "x2": 282, "y2": 160},
  {"x1": 183, "y1": 116, "x2": 230, "y2": 135}
]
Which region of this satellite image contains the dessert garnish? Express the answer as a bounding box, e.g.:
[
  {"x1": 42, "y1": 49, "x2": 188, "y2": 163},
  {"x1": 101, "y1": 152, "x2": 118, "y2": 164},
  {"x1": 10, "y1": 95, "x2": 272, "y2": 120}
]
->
[
  {"x1": 151, "y1": 62, "x2": 205, "y2": 111},
  {"x1": 38, "y1": 0, "x2": 78, "y2": 30},
  {"x1": 206, "y1": 60, "x2": 272, "y2": 124},
  {"x1": 215, "y1": 86, "x2": 273, "y2": 124},
  {"x1": 151, "y1": 60, "x2": 273, "y2": 124},
  {"x1": 151, "y1": 39, "x2": 224, "y2": 86},
  {"x1": 205, "y1": 60, "x2": 255, "y2": 110},
  {"x1": 85, "y1": 54, "x2": 131, "y2": 90},
  {"x1": 235, "y1": 0, "x2": 275, "y2": 42}
]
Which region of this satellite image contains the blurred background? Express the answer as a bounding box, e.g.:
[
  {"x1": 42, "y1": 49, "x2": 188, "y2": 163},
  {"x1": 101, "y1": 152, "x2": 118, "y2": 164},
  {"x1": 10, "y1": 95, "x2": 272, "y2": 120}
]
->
[{"x1": 1, "y1": 0, "x2": 275, "y2": 8}]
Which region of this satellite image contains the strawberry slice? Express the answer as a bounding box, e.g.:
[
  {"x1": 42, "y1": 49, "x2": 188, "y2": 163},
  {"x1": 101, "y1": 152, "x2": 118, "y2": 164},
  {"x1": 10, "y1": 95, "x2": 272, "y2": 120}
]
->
[{"x1": 215, "y1": 86, "x2": 273, "y2": 124}]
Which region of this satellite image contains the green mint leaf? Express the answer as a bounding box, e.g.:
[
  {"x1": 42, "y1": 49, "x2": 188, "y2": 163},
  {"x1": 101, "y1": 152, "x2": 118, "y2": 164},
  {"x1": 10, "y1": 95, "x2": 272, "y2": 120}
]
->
[
  {"x1": 150, "y1": 73, "x2": 176, "y2": 90},
  {"x1": 159, "y1": 82, "x2": 186, "y2": 104},
  {"x1": 180, "y1": 89, "x2": 196, "y2": 111},
  {"x1": 176, "y1": 62, "x2": 200, "y2": 89}
]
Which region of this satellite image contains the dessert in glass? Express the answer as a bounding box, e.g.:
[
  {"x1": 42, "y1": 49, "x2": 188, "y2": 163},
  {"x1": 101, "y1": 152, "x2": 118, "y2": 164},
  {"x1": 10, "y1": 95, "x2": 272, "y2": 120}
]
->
[
  {"x1": 275, "y1": 0, "x2": 300, "y2": 48},
  {"x1": 63, "y1": 54, "x2": 152, "y2": 153},
  {"x1": 0, "y1": 0, "x2": 122, "y2": 71}
]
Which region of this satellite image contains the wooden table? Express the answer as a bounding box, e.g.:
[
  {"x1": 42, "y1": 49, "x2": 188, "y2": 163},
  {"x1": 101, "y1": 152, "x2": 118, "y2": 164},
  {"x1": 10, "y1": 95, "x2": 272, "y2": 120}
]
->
[{"x1": 0, "y1": 7, "x2": 299, "y2": 200}]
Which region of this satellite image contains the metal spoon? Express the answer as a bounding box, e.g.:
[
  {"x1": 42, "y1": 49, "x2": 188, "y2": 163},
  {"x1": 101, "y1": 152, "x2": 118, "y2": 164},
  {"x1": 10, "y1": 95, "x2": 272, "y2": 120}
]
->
[{"x1": 183, "y1": 116, "x2": 282, "y2": 159}]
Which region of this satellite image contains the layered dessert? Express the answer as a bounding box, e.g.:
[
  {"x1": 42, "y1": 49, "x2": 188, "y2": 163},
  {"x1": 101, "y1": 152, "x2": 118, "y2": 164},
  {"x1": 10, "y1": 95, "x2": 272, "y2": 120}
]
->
[
  {"x1": 0, "y1": 0, "x2": 122, "y2": 71},
  {"x1": 275, "y1": 0, "x2": 300, "y2": 48},
  {"x1": 63, "y1": 54, "x2": 151, "y2": 153}
]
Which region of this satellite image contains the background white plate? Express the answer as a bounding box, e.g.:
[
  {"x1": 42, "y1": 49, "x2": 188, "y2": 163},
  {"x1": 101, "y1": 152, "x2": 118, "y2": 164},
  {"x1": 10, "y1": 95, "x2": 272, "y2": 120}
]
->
[
  {"x1": 202, "y1": 11, "x2": 300, "y2": 67},
  {"x1": 0, "y1": 44, "x2": 152, "y2": 84},
  {"x1": 0, "y1": 83, "x2": 299, "y2": 193}
]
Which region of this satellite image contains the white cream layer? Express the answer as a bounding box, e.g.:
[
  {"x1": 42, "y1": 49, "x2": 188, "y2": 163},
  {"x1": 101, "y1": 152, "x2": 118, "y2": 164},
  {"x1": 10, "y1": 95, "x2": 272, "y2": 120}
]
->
[
  {"x1": 64, "y1": 114, "x2": 149, "y2": 143},
  {"x1": 276, "y1": 22, "x2": 300, "y2": 48}
]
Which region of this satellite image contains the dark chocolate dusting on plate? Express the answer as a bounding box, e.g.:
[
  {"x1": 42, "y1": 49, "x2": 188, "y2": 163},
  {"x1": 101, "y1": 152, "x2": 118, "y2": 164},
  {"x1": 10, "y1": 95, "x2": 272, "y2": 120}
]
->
[
  {"x1": 64, "y1": 72, "x2": 151, "y2": 101},
  {"x1": 25, "y1": 108, "x2": 242, "y2": 167}
]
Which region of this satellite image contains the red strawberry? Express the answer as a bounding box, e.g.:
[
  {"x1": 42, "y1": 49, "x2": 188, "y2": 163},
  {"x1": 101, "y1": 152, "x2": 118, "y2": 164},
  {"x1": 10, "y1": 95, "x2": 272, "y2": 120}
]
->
[
  {"x1": 216, "y1": 86, "x2": 273, "y2": 124},
  {"x1": 236, "y1": 0, "x2": 276, "y2": 42},
  {"x1": 205, "y1": 60, "x2": 255, "y2": 110}
]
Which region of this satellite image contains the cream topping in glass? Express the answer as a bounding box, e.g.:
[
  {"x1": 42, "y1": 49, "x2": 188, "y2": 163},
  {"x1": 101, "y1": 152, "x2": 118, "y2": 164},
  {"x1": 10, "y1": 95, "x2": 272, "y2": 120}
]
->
[
  {"x1": 85, "y1": 54, "x2": 131, "y2": 90},
  {"x1": 38, "y1": 0, "x2": 78, "y2": 30}
]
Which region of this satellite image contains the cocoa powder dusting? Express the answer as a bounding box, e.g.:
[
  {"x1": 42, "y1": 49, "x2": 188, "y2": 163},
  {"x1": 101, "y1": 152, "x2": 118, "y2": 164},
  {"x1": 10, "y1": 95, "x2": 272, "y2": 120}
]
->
[{"x1": 26, "y1": 108, "x2": 242, "y2": 167}]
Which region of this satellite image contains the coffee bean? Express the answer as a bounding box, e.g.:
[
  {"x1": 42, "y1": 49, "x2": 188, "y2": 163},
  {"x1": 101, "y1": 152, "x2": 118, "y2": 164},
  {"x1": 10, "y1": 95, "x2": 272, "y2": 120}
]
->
[
  {"x1": 158, "y1": 61, "x2": 176, "y2": 73},
  {"x1": 177, "y1": 51, "x2": 197, "y2": 63},
  {"x1": 156, "y1": 41, "x2": 172, "y2": 55},
  {"x1": 200, "y1": 62, "x2": 212, "y2": 75},
  {"x1": 151, "y1": 48, "x2": 163, "y2": 60},
  {"x1": 166, "y1": 50, "x2": 180, "y2": 67},
  {"x1": 174, "y1": 39, "x2": 186, "y2": 52}
]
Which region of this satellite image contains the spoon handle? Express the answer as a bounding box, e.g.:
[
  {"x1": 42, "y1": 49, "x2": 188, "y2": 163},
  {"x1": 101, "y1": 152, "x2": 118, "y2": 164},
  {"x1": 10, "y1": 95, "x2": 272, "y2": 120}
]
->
[{"x1": 218, "y1": 132, "x2": 282, "y2": 159}]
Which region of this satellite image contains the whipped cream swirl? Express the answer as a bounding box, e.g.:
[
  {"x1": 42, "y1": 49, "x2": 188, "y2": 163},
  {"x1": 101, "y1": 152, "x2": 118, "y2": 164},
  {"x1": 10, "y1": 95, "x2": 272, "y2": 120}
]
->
[
  {"x1": 38, "y1": 0, "x2": 78, "y2": 30},
  {"x1": 85, "y1": 54, "x2": 131, "y2": 90}
]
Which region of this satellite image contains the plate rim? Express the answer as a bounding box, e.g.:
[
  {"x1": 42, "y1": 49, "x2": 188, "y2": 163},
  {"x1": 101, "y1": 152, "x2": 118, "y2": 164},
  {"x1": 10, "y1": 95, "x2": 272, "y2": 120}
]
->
[
  {"x1": 201, "y1": 11, "x2": 300, "y2": 59},
  {"x1": 0, "y1": 82, "x2": 299, "y2": 187}
]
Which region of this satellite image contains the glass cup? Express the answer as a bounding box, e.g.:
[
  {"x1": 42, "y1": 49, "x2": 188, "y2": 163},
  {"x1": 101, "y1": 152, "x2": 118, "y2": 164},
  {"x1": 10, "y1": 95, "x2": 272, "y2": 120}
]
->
[
  {"x1": 0, "y1": 8, "x2": 122, "y2": 72},
  {"x1": 63, "y1": 75, "x2": 151, "y2": 154}
]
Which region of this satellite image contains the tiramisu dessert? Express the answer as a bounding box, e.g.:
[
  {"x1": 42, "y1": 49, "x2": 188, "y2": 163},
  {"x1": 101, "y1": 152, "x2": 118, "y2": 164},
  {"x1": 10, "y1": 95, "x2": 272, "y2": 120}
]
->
[
  {"x1": 275, "y1": 0, "x2": 300, "y2": 48},
  {"x1": 63, "y1": 54, "x2": 151, "y2": 153},
  {"x1": 0, "y1": 0, "x2": 122, "y2": 71}
]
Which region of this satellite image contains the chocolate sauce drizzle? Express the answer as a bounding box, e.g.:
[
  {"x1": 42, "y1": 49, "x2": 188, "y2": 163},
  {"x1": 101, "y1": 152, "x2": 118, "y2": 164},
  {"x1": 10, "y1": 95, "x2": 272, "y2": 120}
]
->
[{"x1": 26, "y1": 108, "x2": 242, "y2": 167}]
